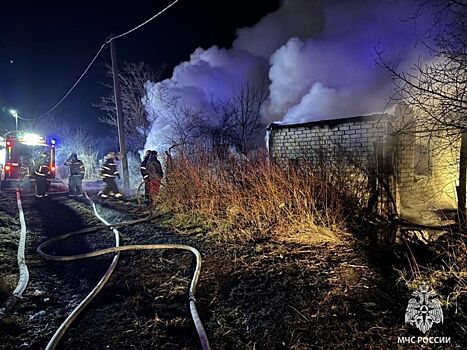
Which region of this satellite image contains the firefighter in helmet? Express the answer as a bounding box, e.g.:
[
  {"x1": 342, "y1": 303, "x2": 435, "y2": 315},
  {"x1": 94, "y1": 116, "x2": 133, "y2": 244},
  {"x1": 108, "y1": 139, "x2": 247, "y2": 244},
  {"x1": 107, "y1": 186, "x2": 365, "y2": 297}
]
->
[
  {"x1": 140, "y1": 150, "x2": 151, "y2": 203},
  {"x1": 98, "y1": 152, "x2": 122, "y2": 199},
  {"x1": 34, "y1": 152, "x2": 50, "y2": 198},
  {"x1": 64, "y1": 153, "x2": 85, "y2": 197}
]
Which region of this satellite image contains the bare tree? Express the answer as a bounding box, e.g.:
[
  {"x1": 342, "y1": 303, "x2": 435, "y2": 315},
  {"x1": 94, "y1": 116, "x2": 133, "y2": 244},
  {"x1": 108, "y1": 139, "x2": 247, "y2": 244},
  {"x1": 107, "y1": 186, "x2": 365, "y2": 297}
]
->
[
  {"x1": 228, "y1": 79, "x2": 268, "y2": 153},
  {"x1": 377, "y1": 0, "x2": 467, "y2": 221},
  {"x1": 95, "y1": 62, "x2": 165, "y2": 152},
  {"x1": 180, "y1": 78, "x2": 268, "y2": 155},
  {"x1": 377, "y1": 1, "x2": 466, "y2": 131}
]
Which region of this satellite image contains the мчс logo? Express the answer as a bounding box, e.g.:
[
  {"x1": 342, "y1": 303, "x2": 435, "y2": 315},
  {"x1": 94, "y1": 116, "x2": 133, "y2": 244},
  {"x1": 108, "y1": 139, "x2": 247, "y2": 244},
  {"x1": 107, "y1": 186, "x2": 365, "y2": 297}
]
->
[{"x1": 405, "y1": 283, "x2": 443, "y2": 333}]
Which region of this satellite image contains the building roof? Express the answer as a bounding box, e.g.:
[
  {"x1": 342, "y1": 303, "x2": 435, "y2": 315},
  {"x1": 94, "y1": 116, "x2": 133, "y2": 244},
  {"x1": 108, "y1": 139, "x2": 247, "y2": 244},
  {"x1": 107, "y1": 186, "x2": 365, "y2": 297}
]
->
[{"x1": 267, "y1": 113, "x2": 388, "y2": 130}]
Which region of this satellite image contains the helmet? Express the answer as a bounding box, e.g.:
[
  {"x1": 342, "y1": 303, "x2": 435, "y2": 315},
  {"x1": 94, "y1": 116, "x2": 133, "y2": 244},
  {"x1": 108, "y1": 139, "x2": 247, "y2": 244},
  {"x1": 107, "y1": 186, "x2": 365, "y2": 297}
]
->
[{"x1": 70, "y1": 152, "x2": 77, "y2": 158}]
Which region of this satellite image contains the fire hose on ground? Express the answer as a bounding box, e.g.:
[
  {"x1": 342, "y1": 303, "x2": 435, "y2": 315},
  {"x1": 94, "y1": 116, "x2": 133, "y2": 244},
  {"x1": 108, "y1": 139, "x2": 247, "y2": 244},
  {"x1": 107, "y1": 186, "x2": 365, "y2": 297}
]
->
[
  {"x1": 14, "y1": 191, "x2": 29, "y2": 299},
  {"x1": 35, "y1": 192, "x2": 211, "y2": 350},
  {"x1": 0, "y1": 191, "x2": 30, "y2": 317}
]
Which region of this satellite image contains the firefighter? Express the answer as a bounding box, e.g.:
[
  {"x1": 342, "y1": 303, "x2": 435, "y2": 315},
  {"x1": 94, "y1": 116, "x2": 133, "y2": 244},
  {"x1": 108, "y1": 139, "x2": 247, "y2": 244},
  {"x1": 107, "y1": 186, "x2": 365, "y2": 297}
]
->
[
  {"x1": 146, "y1": 150, "x2": 164, "y2": 204},
  {"x1": 64, "y1": 153, "x2": 85, "y2": 197},
  {"x1": 140, "y1": 150, "x2": 151, "y2": 203},
  {"x1": 98, "y1": 152, "x2": 122, "y2": 199},
  {"x1": 34, "y1": 153, "x2": 50, "y2": 198},
  {"x1": 20, "y1": 155, "x2": 34, "y2": 192}
]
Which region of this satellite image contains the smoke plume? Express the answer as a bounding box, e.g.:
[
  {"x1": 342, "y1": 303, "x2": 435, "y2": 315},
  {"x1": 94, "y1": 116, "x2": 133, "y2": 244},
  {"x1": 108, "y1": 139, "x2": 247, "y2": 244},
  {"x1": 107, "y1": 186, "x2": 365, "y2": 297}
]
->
[{"x1": 144, "y1": 0, "x2": 429, "y2": 153}]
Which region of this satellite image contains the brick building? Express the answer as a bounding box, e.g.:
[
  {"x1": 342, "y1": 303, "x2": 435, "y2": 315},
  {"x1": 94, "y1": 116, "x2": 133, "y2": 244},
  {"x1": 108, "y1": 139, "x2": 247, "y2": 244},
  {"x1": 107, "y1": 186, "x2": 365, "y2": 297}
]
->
[{"x1": 267, "y1": 110, "x2": 462, "y2": 221}]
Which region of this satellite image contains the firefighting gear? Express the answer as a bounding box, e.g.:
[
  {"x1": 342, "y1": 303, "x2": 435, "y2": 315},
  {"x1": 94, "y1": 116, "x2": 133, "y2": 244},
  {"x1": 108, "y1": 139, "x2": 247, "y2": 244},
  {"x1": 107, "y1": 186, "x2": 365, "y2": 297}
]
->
[
  {"x1": 148, "y1": 177, "x2": 161, "y2": 197},
  {"x1": 107, "y1": 152, "x2": 119, "y2": 160},
  {"x1": 146, "y1": 151, "x2": 164, "y2": 203},
  {"x1": 20, "y1": 157, "x2": 34, "y2": 192},
  {"x1": 20, "y1": 156, "x2": 33, "y2": 177},
  {"x1": 140, "y1": 150, "x2": 151, "y2": 202},
  {"x1": 101, "y1": 156, "x2": 119, "y2": 179},
  {"x1": 64, "y1": 153, "x2": 85, "y2": 197},
  {"x1": 140, "y1": 150, "x2": 151, "y2": 178},
  {"x1": 34, "y1": 161, "x2": 50, "y2": 198},
  {"x1": 148, "y1": 151, "x2": 164, "y2": 179},
  {"x1": 99, "y1": 155, "x2": 122, "y2": 199}
]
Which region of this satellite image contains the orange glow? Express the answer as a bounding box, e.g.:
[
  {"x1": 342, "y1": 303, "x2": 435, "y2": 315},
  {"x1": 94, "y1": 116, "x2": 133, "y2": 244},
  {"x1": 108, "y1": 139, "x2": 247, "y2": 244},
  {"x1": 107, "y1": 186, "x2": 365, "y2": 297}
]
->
[{"x1": 4, "y1": 165, "x2": 11, "y2": 171}]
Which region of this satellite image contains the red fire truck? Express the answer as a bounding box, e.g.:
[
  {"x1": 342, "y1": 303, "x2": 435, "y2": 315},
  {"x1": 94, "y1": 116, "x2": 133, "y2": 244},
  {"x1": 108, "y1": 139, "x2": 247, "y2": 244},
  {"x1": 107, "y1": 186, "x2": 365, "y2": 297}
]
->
[{"x1": 0, "y1": 132, "x2": 67, "y2": 195}]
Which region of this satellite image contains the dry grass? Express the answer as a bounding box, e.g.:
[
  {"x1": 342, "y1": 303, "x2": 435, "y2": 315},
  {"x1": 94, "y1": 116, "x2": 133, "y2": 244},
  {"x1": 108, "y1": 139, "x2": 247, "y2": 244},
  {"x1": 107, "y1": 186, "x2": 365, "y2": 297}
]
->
[
  {"x1": 157, "y1": 150, "x2": 370, "y2": 243},
  {"x1": 398, "y1": 233, "x2": 467, "y2": 309}
]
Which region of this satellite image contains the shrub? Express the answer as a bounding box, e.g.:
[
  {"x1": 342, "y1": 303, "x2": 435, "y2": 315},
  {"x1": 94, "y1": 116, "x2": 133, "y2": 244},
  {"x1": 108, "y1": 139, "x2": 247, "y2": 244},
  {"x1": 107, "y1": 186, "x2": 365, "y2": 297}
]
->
[{"x1": 157, "y1": 150, "x2": 370, "y2": 243}]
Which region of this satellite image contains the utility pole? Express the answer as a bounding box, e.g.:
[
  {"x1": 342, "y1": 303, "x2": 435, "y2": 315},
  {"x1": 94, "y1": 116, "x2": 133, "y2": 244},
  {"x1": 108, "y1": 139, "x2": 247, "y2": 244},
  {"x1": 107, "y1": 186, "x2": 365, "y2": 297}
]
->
[
  {"x1": 109, "y1": 35, "x2": 130, "y2": 190},
  {"x1": 10, "y1": 109, "x2": 19, "y2": 131}
]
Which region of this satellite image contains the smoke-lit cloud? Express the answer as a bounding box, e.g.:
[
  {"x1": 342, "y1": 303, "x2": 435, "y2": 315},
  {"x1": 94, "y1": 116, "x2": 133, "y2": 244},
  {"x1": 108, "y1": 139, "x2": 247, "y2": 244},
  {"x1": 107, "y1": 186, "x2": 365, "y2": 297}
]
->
[
  {"x1": 144, "y1": 0, "x2": 430, "y2": 152},
  {"x1": 263, "y1": 0, "x2": 429, "y2": 124},
  {"x1": 144, "y1": 46, "x2": 268, "y2": 151},
  {"x1": 233, "y1": 0, "x2": 323, "y2": 58}
]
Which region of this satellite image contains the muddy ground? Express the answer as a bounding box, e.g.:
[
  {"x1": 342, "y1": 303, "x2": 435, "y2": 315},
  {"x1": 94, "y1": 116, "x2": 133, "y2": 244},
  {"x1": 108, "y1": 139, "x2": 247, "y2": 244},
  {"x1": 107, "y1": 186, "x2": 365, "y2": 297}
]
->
[{"x1": 0, "y1": 192, "x2": 466, "y2": 349}]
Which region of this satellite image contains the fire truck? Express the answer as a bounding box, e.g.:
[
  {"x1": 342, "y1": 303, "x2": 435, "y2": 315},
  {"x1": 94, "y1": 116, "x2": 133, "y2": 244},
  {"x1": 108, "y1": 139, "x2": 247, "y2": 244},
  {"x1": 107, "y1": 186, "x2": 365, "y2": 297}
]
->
[{"x1": 0, "y1": 132, "x2": 68, "y2": 195}]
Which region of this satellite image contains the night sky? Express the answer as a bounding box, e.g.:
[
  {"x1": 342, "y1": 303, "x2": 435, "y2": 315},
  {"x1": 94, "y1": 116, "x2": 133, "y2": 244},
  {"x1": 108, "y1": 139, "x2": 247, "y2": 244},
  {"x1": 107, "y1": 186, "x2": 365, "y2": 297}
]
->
[{"x1": 0, "y1": 0, "x2": 280, "y2": 136}]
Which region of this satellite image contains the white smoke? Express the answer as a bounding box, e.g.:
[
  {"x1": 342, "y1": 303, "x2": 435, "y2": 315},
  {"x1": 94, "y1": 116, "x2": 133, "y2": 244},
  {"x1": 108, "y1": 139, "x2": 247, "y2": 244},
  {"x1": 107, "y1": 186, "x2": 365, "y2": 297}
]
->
[
  {"x1": 144, "y1": 0, "x2": 430, "y2": 152},
  {"x1": 233, "y1": 0, "x2": 323, "y2": 58},
  {"x1": 263, "y1": 0, "x2": 429, "y2": 124},
  {"x1": 144, "y1": 46, "x2": 268, "y2": 152}
]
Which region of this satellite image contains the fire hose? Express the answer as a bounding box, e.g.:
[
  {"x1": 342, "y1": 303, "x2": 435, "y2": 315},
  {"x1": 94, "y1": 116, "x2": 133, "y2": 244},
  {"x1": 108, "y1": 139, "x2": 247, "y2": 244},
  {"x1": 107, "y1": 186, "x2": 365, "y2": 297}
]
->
[
  {"x1": 14, "y1": 191, "x2": 29, "y2": 299},
  {"x1": 0, "y1": 191, "x2": 30, "y2": 317},
  {"x1": 36, "y1": 192, "x2": 211, "y2": 350}
]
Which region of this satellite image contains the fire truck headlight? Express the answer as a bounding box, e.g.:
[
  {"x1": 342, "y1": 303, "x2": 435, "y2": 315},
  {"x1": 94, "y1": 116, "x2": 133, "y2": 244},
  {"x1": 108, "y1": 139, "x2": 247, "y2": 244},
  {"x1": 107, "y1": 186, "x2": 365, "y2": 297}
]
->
[
  {"x1": 4, "y1": 165, "x2": 11, "y2": 171},
  {"x1": 21, "y1": 133, "x2": 42, "y2": 145}
]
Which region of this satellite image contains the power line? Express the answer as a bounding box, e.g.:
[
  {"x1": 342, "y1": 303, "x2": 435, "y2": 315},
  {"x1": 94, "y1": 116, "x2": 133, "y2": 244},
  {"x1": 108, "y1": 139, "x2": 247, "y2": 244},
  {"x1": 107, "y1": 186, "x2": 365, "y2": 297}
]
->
[
  {"x1": 107, "y1": 0, "x2": 179, "y2": 43},
  {"x1": 18, "y1": 43, "x2": 107, "y2": 121},
  {"x1": 20, "y1": 0, "x2": 180, "y2": 121}
]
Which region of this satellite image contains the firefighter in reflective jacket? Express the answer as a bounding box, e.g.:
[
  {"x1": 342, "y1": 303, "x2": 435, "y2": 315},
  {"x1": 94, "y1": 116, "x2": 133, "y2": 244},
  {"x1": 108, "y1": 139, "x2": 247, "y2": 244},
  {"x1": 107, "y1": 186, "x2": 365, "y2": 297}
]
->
[
  {"x1": 64, "y1": 153, "x2": 85, "y2": 197},
  {"x1": 34, "y1": 153, "x2": 50, "y2": 198},
  {"x1": 140, "y1": 150, "x2": 151, "y2": 203},
  {"x1": 98, "y1": 152, "x2": 122, "y2": 199},
  {"x1": 20, "y1": 155, "x2": 34, "y2": 192}
]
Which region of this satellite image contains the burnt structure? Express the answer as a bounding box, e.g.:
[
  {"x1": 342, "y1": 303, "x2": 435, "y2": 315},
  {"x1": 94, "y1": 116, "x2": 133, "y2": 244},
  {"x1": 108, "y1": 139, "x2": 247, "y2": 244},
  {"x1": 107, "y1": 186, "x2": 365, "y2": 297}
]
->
[{"x1": 267, "y1": 108, "x2": 463, "y2": 221}]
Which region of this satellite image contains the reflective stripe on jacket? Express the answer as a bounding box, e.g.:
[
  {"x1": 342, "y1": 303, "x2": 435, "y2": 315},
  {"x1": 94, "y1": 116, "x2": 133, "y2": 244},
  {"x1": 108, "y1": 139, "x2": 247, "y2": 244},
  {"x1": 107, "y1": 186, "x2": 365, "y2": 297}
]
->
[
  {"x1": 100, "y1": 159, "x2": 118, "y2": 179},
  {"x1": 35, "y1": 165, "x2": 50, "y2": 177},
  {"x1": 141, "y1": 158, "x2": 149, "y2": 179},
  {"x1": 65, "y1": 159, "x2": 85, "y2": 177}
]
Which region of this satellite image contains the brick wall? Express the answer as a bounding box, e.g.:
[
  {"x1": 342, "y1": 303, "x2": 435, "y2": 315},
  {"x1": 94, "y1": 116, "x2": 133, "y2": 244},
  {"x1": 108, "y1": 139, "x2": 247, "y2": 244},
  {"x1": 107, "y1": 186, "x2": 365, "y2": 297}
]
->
[
  {"x1": 268, "y1": 114, "x2": 390, "y2": 169},
  {"x1": 268, "y1": 113, "x2": 461, "y2": 214},
  {"x1": 394, "y1": 131, "x2": 460, "y2": 209}
]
